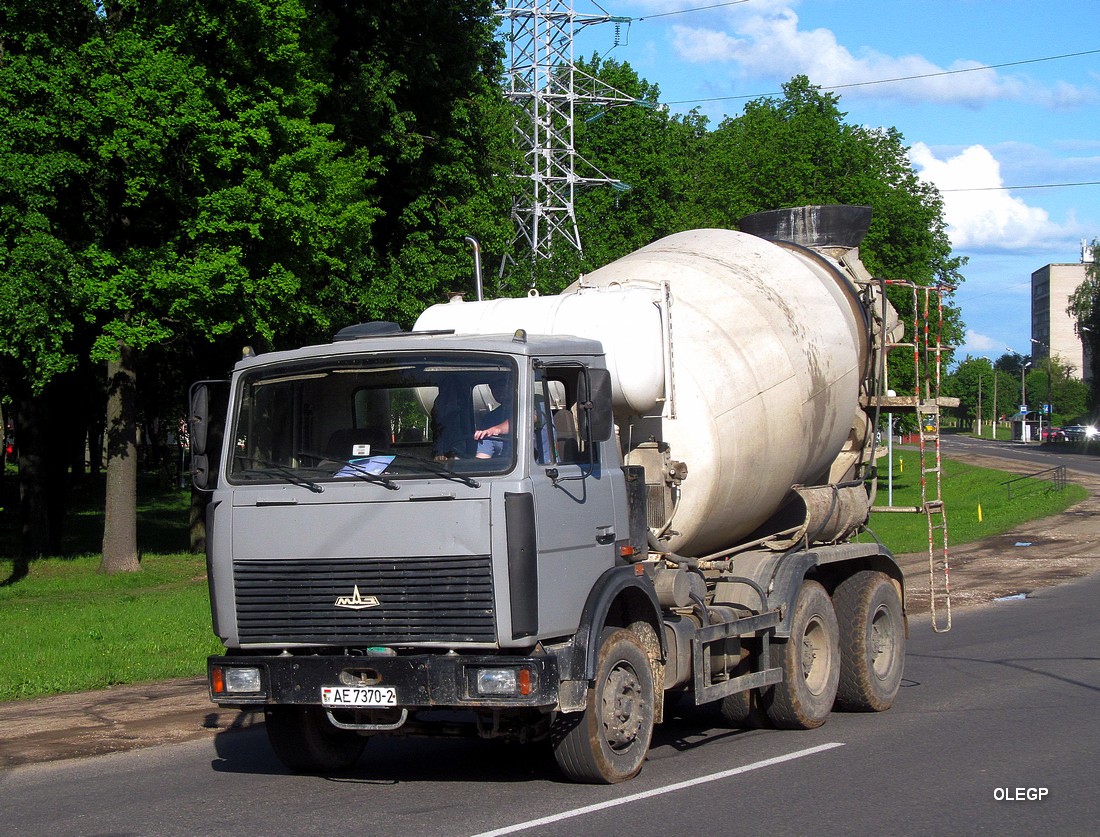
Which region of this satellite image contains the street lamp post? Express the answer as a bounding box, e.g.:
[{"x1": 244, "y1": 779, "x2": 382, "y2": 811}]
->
[
  {"x1": 1022, "y1": 361, "x2": 1032, "y2": 441},
  {"x1": 991, "y1": 370, "x2": 998, "y2": 440},
  {"x1": 985, "y1": 356, "x2": 1003, "y2": 439},
  {"x1": 981, "y1": 356, "x2": 996, "y2": 440},
  {"x1": 977, "y1": 370, "x2": 983, "y2": 435},
  {"x1": 1007, "y1": 347, "x2": 1030, "y2": 442},
  {"x1": 1031, "y1": 337, "x2": 1053, "y2": 436}
]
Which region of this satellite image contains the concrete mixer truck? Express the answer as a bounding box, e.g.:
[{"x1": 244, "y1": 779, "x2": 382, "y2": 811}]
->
[{"x1": 193, "y1": 205, "x2": 916, "y2": 784}]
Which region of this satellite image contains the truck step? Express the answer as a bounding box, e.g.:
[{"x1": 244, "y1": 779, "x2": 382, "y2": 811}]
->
[
  {"x1": 691, "y1": 666, "x2": 784, "y2": 706},
  {"x1": 689, "y1": 609, "x2": 784, "y2": 706}
]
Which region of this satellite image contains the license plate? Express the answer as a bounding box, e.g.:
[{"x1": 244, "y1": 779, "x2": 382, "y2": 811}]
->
[{"x1": 321, "y1": 685, "x2": 397, "y2": 708}]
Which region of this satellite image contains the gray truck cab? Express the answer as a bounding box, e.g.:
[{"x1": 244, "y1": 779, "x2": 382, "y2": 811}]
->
[{"x1": 200, "y1": 329, "x2": 648, "y2": 742}]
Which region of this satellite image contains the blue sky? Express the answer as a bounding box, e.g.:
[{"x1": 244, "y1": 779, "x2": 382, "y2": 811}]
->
[{"x1": 559, "y1": 0, "x2": 1100, "y2": 363}]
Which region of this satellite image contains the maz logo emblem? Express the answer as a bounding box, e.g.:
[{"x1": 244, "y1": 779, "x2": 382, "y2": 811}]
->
[{"x1": 334, "y1": 585, "x2": 381, "y2": 610}]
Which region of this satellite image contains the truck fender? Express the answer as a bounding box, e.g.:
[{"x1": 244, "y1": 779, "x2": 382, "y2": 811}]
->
[
  {"x1": 727, "y1": 544, "x2": 903, "y2": 638},
  {"x1": 566, "y1": 565, "x2": 665, "y2": 683}
]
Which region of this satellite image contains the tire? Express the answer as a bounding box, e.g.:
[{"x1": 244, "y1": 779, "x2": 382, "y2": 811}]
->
[
  {"x1": 716, "y1": 650, "x2": 771, "y2": 729},
  {"x1": 264, "y1": 704, "x2": 368, "y2": 773},
  {"x1": 552, "y1": 628, "x2": 655, "y2": 784},
  {"x1": 765, "y1": 580, "x2": 840, "y2": 730},
  {"x1": 717, "y1": 681, "x2": 771, "y2": 729},
  {"x1": 833, "y1": 570, "x2": 906, "y2": 712}
]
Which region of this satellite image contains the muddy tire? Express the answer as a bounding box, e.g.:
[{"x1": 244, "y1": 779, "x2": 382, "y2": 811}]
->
[
  {"x1": 717, "y1": 685, "x2": 771, "y2": 729},
  {"x1": 264, "y1": 705, "x2": 367, "y2": 773},
  {"x1": 765, "y1": 580, "x2": 840, "y2": 729},
  {"x1": 834, "y1": 570, "x2": 906, "y2": 712},
  {"x1": 716, "y1": 652, "x2": 771, "y2": 729},
  {"x1": 552, "y1": 628, "x2": 655, "y2": 783}
]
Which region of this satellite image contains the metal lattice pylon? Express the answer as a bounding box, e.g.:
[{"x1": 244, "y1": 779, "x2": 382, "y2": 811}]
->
[{"x1": 498, "y1": 1, "x2": 636, "y2": 260}]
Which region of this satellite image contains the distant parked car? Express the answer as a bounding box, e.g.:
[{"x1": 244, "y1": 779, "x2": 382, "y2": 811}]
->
[
  {"x1": 1062, "y1": 425, "x2": 1098, "y2": 442},
  {"x1": 1041, "y1": 426, "x2": 1065, "y2": 442}
]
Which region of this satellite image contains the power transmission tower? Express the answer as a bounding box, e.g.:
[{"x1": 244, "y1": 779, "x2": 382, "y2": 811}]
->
[{"x1": 498, "y1": 1, "x2": 636, "y2": 261}]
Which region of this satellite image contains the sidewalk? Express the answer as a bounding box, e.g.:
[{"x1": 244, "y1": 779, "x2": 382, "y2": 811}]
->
[
  {"x1": 0, "y1": 677, "x2": 264, "y2": 769},
  {"x1": 2, "y1": 449, "x2": 1097, "y2": 770}
]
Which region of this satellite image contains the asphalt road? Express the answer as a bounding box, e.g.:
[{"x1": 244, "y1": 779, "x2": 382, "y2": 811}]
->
[
  {"x1": 4, "y1": 572, "x2": 1099, "y2": 837},
  {"x1": 939, "y1": 433, "x2": 1100, "y2": 478}
]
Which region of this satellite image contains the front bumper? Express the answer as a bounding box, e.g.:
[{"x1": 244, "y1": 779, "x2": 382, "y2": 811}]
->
[{"x1": 208, "y1": 652, "x2": 562, "y2": 709}]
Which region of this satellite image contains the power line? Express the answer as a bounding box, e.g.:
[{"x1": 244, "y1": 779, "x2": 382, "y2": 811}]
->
[
  {"x1": 941, "y1": 181, "x2": 1100, "y2": 192},
  {"x1": 662, "y1": 47, "x2": 1100, "y2": 105},
  {"x1": 635, "y1": 1, "x2": 751, "y2": 21}
]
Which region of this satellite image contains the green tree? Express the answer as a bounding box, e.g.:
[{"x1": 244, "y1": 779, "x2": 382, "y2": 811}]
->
[
  {"x1": 569, "y1": 56, "x2": 709, "y2": 277},
  {"x1": 2, "y1": 2, "x2": 376, "y2": 569},
  {"x1": 0, "y1": 4, "x2": 105, "y2": 560},
  {"x1": 2, "y1": 2, "x2": 514, "y2": 569},
  {"x1": 697, "y1": 76, "x2": 965, "y2": 393},
  {"x1": 305, "y1": 1, "x2": 516, "y2": 323},
  {"x1": 948, "y1": 356, "x2": 995, "y2": 426},
  {"x1": 1067, "y1": 239, "x2": 1100, "y2": 409}
]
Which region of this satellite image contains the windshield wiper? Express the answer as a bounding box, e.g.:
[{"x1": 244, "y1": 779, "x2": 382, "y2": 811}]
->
[
  {"x1": 381, "y1": 452, "x2": 481, "y2": 488},
  {"x1": 233, "y1": 455, "x2": 325, "y2": 493},
  {"x1": 298, "y1": 451, "x2": 400, "y2": 491}
]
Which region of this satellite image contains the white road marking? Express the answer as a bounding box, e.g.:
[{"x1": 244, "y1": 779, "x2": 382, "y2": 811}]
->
[{"x1": 470, "y1": 742, "x2": 845, "y2": 837}]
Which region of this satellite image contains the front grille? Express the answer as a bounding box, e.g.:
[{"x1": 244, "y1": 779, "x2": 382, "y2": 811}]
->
[{"x1": 233, "y1": 555, "x2": 495, "y2": 644}]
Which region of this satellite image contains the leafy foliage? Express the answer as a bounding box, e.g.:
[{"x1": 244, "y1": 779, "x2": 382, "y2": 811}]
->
[
  {"x1": 950, "y1": 353, "x2": 1089, "y2": 427},
  {"x1": 1067, "y1": 239, "x2": 1100, "y2": 409},
  {"x1": 0, "y1": 1, "x2": 513, "y2": 559}
]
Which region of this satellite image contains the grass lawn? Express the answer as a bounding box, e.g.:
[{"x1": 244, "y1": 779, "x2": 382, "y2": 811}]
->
[
  {"x1": 0, "y1": 553, "x2": 220, "y2": 701},
  {"x1": 0, "y1": 473, "x2": 220, "y2": 701},
  {"x1": 861, "y1": 451, "x2": 1087, "y2": 554}
]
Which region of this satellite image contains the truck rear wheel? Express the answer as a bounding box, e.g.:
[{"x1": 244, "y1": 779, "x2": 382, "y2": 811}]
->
[
  {"x1": 716, "y1": 653, "x2": 771, "y2": 729},
  {"x1": 552, "y1": 628, "x2": 655, "y2": 784},
  {"x1": 264, "y1": 705, "x2": 368, "y2": 773},
  {"x1": 766, "y1": 580, "x2": 840, "y2": 729},
  {"x1": 833, "y1": 570, "x2": 905, "y2": 712}
]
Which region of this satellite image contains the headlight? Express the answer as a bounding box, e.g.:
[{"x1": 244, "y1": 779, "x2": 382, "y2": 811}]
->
[
  {"x1": 210, "y1": 665, "x2": 263, "y2": 695},
  {"x1": 475, "y1": 667, "x2": 533, "y2": 696}
]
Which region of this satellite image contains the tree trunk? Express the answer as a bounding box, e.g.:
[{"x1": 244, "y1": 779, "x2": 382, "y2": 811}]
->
[
  {"x1": 14, "y1": 392, "x2": 51, "y2": 558},
  {"x1": 189, "y1": 488, "x2": 209, "y2": 554},
  {"x1": 101, "y1": 343, "x2": 141, "y2": 573}
]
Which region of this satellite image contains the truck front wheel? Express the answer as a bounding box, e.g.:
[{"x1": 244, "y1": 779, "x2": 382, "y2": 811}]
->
[
  {"x1": 264, "y1": 705, "x2": 368, "y2": 773},
  {"x1": 833, "y1": 570, "x2": 906, "y2": 711},
  {"x1": 766, "y1": 580, "x2": 840, "y2": 729},
  {"x1": 552, "y1": 628, "x2": 655, "y2": 784}
]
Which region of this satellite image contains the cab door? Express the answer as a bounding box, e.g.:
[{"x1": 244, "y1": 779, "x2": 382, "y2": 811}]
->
[{"x1": 528, "y1": 363, "x2": 618, "y2": 636}]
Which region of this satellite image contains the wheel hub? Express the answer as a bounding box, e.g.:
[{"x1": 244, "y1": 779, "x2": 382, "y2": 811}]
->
[
  {"x1": 602, "y1": 665, "x2": 644, "y2": 750},
  {"x1": 800, "y1": 617, "x2": 831, "y2": 695},
  {"x1": 870, "y1": 605, "x2": 894, "y2": 677}
]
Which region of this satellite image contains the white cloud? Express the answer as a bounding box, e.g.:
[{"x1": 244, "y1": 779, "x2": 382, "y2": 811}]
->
[
  {"x1": 668, "y1": 4, "x2": 1093, "y2": 108},
  {"x1": 962, "y1": 329, "x2": 1001, "y2": 353},
  {"x1": 910, "y1": 142, "x2": 1071, "y2": 251}
]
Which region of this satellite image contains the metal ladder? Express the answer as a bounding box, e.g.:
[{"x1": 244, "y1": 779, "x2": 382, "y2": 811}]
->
[{"x1": 874, "y1": 280, "x2": 954, "y2": 632}]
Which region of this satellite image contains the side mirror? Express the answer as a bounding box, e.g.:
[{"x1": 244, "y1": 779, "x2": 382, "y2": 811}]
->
[
  {"x1": 189, "y1": 380, "x2": 228, "y2": 491},
  {"x1": 191, "y1": 453, "x2": 211, "y2": 490},
  {"x1": 190, "y1": 384, "x2": 210, "y2": 456},
  {"x1": 587, "y1": 368, "x2": 615, "y2": 442}
]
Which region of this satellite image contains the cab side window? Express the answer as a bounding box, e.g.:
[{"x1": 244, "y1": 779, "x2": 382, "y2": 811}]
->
[{"x1": 533, "y1": 368, "x2": 597, "y2": 467}]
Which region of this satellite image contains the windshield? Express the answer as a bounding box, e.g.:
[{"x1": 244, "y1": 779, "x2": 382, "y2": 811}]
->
[{"x1": 228, "y1": 353, "x2": 517, "y2": 485}]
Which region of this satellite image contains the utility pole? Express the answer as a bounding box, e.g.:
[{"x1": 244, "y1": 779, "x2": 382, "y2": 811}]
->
[
  {"x1": 977, "y1": 370, "x2": 983, "y2": 435},
  {"x1": 1031, "y1": 337, "x2": 1053, "y2": 429}
]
